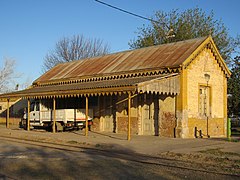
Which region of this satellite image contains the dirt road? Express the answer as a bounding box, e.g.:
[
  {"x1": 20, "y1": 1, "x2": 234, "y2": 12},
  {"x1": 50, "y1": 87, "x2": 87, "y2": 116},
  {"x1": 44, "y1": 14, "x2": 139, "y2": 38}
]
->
[
  {"x1": 0, "y1": 135, "x2": 239, "y2": 180},
  {"x1": 0, "y1": 126, "x2": 239, "y2": 179}
]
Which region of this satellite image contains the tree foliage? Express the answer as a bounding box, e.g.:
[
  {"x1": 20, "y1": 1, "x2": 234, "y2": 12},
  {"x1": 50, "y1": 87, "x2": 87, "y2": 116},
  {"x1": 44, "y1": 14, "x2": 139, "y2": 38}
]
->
[
  {"x1": 228, "y1": 56, "x2": 240, "y2": 115},
  {"x1": 42, "y1": 35, "x2": 110, "y2": 72},
  {"x1": 129, "y1": 7, "x2": 237, "y2": 65},
  {"x1": 0, "y1": 58, "x2": 19, "y2": 93}
]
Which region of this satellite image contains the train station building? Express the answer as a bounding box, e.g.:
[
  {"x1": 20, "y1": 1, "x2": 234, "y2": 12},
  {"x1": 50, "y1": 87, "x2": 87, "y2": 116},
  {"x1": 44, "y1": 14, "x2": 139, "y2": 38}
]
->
[{"x1": 0, "y1": 36, "x2": 231, "y2": 139}]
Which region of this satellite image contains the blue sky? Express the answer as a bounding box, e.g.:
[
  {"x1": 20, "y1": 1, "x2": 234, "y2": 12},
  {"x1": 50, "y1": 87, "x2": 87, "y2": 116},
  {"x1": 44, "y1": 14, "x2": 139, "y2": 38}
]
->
[{"x1": 0, "y1": 0, "x2": 239, "y2": 87}]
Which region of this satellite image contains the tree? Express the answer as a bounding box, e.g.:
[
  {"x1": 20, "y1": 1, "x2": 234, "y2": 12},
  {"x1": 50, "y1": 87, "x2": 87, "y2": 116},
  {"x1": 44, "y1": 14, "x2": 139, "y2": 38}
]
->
[
  {"x1": 42, "y1": 35, "x2": 110, "y2": 72},
  {"x1": 129, "y1": 7, "x2": 237, "y2": 65},
  {"x1": 0, "y1": 58, "x2": 19, "y2": 93},
  {"x1": 228, "y1": 56, "x2": 240, "y2": 116}
]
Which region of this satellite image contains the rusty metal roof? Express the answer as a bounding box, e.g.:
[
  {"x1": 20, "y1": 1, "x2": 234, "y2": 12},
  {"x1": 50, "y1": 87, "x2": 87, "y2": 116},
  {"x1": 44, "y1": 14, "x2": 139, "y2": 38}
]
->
[
  {"x1": 35, "y1": 37, "x2": 208, "y2": 84},
  {"x1": 3, "y1": 74, "x2": 180, "y2": 98},
  {"x1": 0, "y1": 36, "x2": 231, "y2": 100}
]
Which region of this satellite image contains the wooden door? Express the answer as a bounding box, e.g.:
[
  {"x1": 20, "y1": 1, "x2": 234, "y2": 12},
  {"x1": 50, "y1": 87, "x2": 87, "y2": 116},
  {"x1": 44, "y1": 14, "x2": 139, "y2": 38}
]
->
[
  {"x1": 104, "y1": 115, "x2": 113, "y2": 131},
  {"x1": 142, "y1": 94, "x2": 154, "y2": 135},
  {"x1": 103, "y1": 96, "x2": 113, "y2": 132}
]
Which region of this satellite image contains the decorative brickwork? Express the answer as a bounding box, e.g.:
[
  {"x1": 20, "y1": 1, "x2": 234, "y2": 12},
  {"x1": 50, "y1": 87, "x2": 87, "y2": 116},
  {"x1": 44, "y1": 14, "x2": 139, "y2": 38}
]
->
[
  {"x1": 117, "y1": 117, "x2": 138, "y2": 134},
  {"x1": 159, "y1": 112, "x2": 176, "y2": 137},
  {"x1": 159, "y1": 96, "x2": 176, "y2": 137}
]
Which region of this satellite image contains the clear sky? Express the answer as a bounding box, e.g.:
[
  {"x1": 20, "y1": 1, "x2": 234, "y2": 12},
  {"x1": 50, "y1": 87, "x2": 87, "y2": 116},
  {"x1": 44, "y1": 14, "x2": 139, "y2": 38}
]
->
[{"x1": 0, "y1": 0, "x2": 239, "y2": 88}]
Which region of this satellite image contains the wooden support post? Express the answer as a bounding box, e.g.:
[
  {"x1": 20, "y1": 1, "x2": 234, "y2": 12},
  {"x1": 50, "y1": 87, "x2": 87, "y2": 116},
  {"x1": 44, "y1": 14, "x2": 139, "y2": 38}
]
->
[
  {"x1": 6, "y1": 99, "x2": 10, "y2": 129},
  {"x1": 27, "y1": 98, "x2": 30, "y2": 131},
  {"x1": 53, "y1": 97, "x2": 56, "y2": 133},
  {"x1": 128, "y1": 92, "x2": 131, "y2": 141},
  {"x1": 85, "y1": 96, "x2": 89, "y2": 136}
]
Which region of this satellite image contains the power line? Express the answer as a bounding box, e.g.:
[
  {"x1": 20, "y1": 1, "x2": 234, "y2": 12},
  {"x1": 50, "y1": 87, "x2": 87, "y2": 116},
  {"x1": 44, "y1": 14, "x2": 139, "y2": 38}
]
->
[{"x1": 95, "y1": 0, "x2": 170, "y2": 29}]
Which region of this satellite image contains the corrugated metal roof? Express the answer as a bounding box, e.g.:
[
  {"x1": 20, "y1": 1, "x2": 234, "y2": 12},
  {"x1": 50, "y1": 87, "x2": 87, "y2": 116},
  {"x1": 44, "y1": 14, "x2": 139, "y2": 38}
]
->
[
  {"x1": 3, "y1": 74, "x2": 179, "y2": 98},
  {"x1": 0, "y1": 36, "x2": 231, "y2": 100},
  {"x1": 35, "y1": 37, "x2": 208, "y2": 84}
]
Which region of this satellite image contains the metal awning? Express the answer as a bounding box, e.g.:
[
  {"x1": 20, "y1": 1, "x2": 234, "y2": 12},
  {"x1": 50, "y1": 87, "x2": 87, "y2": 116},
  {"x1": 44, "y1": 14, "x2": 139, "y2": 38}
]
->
[
  {"x1": 0, "y1": 74, "x2": 180, "y2": 99},
  {"x1": 138, "y1": 74, "x2": 180, "y2": 95}
]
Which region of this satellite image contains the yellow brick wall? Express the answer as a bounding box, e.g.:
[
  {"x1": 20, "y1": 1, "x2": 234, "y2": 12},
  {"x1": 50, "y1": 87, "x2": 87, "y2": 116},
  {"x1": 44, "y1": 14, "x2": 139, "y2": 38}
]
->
[
  {"x1": 116, "y1": 94, "x2": 139, "y2": 134},
  {"x1": 186, "y1": 48, "x2": 226, "y2": 137},
  {"x1": 98, "y1": 94, "x2": 138, "y2": 133},
  {"x1": 159, "y1": 95, "x2": 176, "y2": 137},
  {"x1": 160, "y1": 95, "x2": 175, "y2": 112},
  {"x1": 116, "y1": 94, "x2": 138, "y2": 118},
  {"x1": 188, "y1": 118, "x2": 225, "y2": 138}
]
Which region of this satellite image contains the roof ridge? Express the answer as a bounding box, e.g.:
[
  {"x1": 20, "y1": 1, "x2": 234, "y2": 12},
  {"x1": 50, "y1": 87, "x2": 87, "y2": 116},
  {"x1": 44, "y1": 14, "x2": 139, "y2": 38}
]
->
[
  {"x1": 59, "y1": 36, "x2": 209, "y2": 66},
  {"x1": 34, "y1": 36, "x2": 208, "y2": 84}
]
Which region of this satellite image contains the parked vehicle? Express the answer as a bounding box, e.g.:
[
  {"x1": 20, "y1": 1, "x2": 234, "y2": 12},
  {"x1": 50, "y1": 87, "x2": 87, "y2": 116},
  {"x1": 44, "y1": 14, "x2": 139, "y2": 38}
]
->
[{"x1": 20, "y1": 100, "x2": 93, "y2": 131}]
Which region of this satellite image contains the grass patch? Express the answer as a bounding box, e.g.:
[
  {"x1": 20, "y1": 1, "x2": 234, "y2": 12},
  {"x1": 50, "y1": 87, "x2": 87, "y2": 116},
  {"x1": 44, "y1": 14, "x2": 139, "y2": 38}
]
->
[{"x1": 228, "y1": 138, "x2": 240, "y2": 142}]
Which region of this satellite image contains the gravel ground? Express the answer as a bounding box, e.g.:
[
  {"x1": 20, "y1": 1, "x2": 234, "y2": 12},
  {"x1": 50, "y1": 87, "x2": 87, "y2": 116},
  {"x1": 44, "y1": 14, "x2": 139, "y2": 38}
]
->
[{"x1": 0, "y1": 125, "x2": 239, "y2": 177}]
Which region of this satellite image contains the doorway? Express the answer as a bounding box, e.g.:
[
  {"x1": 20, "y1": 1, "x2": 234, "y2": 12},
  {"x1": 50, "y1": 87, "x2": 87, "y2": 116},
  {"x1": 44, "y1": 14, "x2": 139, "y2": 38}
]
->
[{"x1": 141, "y1": 94, "x2": 155, "y2": 135}]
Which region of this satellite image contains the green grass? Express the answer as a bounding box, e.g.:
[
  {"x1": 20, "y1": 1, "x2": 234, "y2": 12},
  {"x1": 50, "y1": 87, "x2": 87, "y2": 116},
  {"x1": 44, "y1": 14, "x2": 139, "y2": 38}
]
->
[{"x1": 228, "y1": 138, "x2": 240, "y2": 142}]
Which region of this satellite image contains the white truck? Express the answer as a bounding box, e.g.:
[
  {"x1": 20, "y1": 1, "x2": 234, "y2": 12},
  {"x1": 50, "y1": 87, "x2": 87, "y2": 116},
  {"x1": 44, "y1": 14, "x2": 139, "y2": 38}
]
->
[{"x1": 21, "y1": 100, "x2": 93, "y2": 131}]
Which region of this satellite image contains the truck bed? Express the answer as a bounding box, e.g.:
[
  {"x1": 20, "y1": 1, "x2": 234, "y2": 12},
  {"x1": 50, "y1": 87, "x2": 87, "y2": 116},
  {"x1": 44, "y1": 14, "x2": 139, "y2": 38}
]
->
[{"x1": 40, "y1": 109, "x2": 93, "y2": 122}]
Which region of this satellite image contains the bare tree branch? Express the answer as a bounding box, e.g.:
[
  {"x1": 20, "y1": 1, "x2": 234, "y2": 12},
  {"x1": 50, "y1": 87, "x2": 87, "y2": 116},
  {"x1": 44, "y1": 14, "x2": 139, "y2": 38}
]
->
[
  {"x1": 0, "y1": 58, "x2": 21, "y2": 93},
  {"x1": 42, "y1": 35, "x2": 110, "y2": 72}
]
